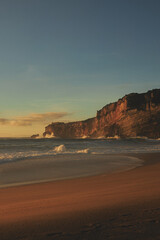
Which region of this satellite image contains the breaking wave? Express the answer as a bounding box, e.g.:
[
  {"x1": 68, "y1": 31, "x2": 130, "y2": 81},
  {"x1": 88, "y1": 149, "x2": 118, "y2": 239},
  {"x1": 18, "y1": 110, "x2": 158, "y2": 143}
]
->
[
  {"x1": 54, "y1": 144, "x2": 66, "y2": 153},
  {"x1": 106, "y1": 135, "x2": 120, "y2": 140},
  {"x1": 53, "y1": 145, "x2": 90, "y2": 154},
  {"x1": 81, "y1": 135, "x2": 89, "y2": 139},
  {"x1": 76, "y1": 148, "x2": 90, "y2": 153},
  {"x1": 1, "y1": 137, "x2": 160, "y2": 163},
  {"x1": 44, "y1": 133, "x2": 55, "y2": 138}
]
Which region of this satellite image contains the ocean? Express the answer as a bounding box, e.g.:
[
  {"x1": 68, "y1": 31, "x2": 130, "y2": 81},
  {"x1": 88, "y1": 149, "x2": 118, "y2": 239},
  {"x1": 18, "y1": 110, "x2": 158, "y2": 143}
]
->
[
  {"x1": 0, "y1": 137, "x2": 160, "y2": 163},
  {"x1": 1, "y1": 137, "x2": 160, "y2": 187}
]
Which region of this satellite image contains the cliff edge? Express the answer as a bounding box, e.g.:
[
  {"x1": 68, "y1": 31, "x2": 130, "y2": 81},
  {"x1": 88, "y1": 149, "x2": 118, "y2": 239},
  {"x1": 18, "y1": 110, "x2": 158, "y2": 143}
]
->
[{"x1": 43, "y1": 89, "x2": 160, "y2": 139}]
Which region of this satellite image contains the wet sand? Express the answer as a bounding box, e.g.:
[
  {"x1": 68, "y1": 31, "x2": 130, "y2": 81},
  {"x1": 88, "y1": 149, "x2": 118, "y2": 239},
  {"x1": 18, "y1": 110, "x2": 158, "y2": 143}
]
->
[
  {"x1": 0, "y1": 154, "x2": 142, "y2": 188},
  {"x1": 0, "y1": 153, "x2": 160, "y2": 240}
]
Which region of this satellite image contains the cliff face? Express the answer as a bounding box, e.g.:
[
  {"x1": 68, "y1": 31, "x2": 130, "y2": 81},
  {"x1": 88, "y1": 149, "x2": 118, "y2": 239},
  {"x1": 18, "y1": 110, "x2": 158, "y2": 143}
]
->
[{"x1": 43, "y1": 89, "x2": 160, "y2": 139}]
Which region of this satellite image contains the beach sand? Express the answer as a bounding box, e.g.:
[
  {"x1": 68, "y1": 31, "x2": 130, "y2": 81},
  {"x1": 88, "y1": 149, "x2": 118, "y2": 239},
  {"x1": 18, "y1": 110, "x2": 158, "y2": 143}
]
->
[{"x1": 0, "y1": 153, "x2": 160, "y2": 240}]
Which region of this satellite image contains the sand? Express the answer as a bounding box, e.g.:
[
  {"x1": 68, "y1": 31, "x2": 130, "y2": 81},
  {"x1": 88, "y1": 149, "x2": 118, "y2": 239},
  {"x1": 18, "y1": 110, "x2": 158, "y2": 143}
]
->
[
  {"x1": 0, "y1": 153, "x2": 160, "y2": 240},
  {"x1": 0, "y1": 154, "x2": 142, "y2": 188}
]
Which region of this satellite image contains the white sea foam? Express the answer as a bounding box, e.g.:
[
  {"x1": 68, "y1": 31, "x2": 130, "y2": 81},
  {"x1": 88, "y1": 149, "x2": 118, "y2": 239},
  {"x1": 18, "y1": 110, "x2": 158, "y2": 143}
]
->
[
  {"x1": 53, "y1": 145, "x2": 90, "y2": 154},
  {"x1": 45, "y1": 133, "x2": 55, "y2": 138},
  {"x1": 106, "y1": 135, "x2": 120, "y2": 140},
  {"x1": 97, "y1": 136, "x2": 106, "y2": 139},
  {"x1": 0, "y1": 151, "x2": 46, "y2": 162},
  {"x1": 1, "y1": 137, "x2": 160, "y2": 163},
  {"x1": 81, "y1": 135, "x2": 89, "y2": 139},
  {"x1": 54, "y1": 144, "x2": 66, "y2": 153},
  {"x1": 76, "y1": 148, "x2": 90, "y2": 154}
]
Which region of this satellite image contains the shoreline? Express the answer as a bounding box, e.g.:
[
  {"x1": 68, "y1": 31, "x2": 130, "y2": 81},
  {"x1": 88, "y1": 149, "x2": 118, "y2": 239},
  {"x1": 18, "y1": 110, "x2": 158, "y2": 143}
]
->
[
  {"x1": 0, "y1": 152, "x2": 160, "y2": 239},
  {"x1": 0, "y1": 154, "x2": 143, "y2": 189}
]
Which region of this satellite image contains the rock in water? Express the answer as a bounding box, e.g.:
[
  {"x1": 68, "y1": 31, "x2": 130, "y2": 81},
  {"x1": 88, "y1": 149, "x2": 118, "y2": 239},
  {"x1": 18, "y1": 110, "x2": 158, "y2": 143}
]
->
[{"x1": 31, "y1": 134, "x2": 39, "y2": 139}]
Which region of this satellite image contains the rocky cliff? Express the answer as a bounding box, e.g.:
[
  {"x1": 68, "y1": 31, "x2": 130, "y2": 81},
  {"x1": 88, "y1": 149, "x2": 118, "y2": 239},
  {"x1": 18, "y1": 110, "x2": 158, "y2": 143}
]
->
[{"x1": 43, "y1": 89, "x2": 160, "y2": 139}]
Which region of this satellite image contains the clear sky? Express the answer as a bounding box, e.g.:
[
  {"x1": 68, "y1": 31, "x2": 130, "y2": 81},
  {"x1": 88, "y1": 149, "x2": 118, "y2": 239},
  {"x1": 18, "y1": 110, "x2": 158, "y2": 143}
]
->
[{"x1": 0, "y1": 0, "x2": 160, "y2": 137}]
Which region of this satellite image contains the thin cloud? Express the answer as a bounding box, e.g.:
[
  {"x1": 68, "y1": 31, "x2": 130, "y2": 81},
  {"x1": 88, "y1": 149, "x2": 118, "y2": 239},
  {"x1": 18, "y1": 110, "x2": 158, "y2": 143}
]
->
[
  {"x1": 0, "y1": 112, "x2": 70, "y2": 127},
  {"x1": 0, "y1": 118, "x2": 9, "y2": 125}
]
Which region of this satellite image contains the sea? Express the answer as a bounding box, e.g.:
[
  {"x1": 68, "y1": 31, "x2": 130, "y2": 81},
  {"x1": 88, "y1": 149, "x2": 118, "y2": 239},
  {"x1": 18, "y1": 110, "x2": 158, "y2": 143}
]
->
[
  {"x1": 1, "y1": 137, "x2": 160, "y2": 187},
  {"x1": 0, "y1": 137, "x2": 160, "y2": 164}
]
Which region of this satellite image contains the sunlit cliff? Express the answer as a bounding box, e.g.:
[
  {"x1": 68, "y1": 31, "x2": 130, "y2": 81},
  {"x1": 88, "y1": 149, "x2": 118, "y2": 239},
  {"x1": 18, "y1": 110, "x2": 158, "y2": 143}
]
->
[{"x1": 43, "y1": 89, "x2": 160, "y2": 139}]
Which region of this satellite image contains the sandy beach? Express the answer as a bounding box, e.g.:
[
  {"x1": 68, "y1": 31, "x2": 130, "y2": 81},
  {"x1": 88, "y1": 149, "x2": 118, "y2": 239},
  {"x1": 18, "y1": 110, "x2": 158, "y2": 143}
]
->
[{"x1": 0, "y1": 153, "x2": 160, "y2": 240}]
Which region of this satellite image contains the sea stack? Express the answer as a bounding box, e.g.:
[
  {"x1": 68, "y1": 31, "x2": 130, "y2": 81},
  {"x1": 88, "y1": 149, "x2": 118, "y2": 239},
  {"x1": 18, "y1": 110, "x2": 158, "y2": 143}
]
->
[{"x1": 31, "y1": 134, "x2": 39, "y2": 139}]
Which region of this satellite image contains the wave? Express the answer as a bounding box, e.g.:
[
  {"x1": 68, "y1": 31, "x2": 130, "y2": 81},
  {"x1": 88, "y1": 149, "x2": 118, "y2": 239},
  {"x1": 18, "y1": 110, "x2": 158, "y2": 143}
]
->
[
  {"x1": 129, "y1": 136, "x2": 148, "y2": 140},
  {"x1": 106, "y1": 135, "x2": 120, "y2": 140},
  {"x1": 1, "y1": 138, "x2": 160, "y2": 164},
  {"x1": 53, "y1": 145, "x2": 90, "y2": 154},
  {"x1": 97, "y1": 136, "x2": 106, "y2": 139},
  {"x1": 81, "y1": 135, "x2": 89, "y2": 139},
  {"x1": 0, "y1": 145, "x2": 92, "y2": 163},
  {"x1": 44, "y1": 133, "x2": 55, "y2": 138},
  {"x1": 128, "y1": 136, "x2": 160, "y2": 142},
  {"x1": 76, "y1": 148, "x2": 90, "y2": 154},
  {"x1": 54, "y1": 144, "x2": 66, "y2": 153},
  {"x1": 0, "y1": 151, "x2": 47, "y2": 163}
]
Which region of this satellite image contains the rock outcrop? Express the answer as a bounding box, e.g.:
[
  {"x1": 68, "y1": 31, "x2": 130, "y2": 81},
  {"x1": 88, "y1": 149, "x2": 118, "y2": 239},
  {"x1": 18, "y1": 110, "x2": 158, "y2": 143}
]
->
[
  {"x1": 43, "y1": 89, "x2": 160, "y2": 139},
  {"x1": 31, "y1": 134, "x2": 39, "y2": 139}
]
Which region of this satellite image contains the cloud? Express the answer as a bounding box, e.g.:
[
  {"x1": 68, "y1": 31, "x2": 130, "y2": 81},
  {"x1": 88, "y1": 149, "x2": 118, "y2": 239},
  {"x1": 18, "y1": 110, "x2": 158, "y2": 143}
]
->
[
  {"x1": 0, "y1": 118, "x2": 10, "y2": 125},
  {"x1": 0, "y1": 112, "x2": 70, "y2": 127}
]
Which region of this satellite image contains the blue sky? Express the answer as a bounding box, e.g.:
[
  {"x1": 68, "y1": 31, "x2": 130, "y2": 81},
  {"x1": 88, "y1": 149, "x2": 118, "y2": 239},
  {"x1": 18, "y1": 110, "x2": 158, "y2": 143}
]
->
[{"x1": 0, "y1": 0, "x2": 160, "y2": 137}]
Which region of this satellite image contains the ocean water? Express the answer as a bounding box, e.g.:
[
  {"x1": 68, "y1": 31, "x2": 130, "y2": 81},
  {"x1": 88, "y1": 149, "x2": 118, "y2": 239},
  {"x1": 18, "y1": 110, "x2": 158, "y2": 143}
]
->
[
  {"x1": 0, "y1": 137, "x2": 160, "y2": 163},
  {"x1": 1, "y1": 137, "x2": 160, "y2": 187}
]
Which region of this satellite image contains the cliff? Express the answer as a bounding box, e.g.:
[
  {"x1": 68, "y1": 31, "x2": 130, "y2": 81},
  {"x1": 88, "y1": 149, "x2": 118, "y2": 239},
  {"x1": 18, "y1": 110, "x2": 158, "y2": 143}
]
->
[{"x1": 43, "y1": 89, "x2": 160, "y2": 139}]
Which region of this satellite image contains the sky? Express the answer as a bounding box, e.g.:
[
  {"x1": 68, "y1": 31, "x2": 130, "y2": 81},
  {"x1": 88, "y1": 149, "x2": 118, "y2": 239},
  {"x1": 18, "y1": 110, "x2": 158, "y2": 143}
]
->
[{"x1": 0, "y1": 0, "x2": 160, "y2": 137}]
